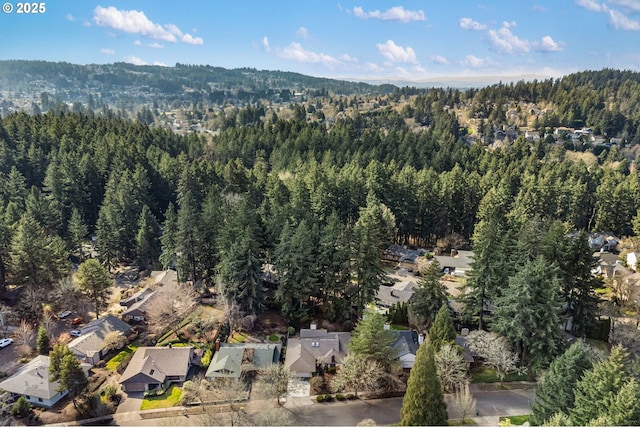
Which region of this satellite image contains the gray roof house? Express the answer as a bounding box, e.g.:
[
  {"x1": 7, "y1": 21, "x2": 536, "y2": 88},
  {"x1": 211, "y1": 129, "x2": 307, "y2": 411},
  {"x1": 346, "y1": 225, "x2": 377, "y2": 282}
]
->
[
  {"x1": 376, "y1": 281, "x2": 418, "y2": 309},
  {"x1": 119, "y1": 346, "x2": 194, "y2": 393},
  {"x1": 0, "y1": 355, "x2": 88, "y2": 407},
  {"x1": 205, "y1": 343, "x2": 281, "y2": 380},
  {"x1": 120, "y1": 287, "x2": 154, "y2": 307},
  {"x1": 68, "y1": 315, "x2": 132, "y2": 365},
  {"x1": 391, "y1": 330, "x2": 421, "y2": 369},
  {"x1": 121, "y1": 290, "x2": 156, "y2": 322},
  {"x1": 285, "y1": 327, "x2": 351, "y2": 378}
]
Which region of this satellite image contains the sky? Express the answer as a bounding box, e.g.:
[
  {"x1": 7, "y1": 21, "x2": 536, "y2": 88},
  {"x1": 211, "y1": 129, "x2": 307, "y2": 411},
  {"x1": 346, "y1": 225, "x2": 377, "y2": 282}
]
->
[{"x1": 1, "y1": 0, "x2": 640, "y2": 83}]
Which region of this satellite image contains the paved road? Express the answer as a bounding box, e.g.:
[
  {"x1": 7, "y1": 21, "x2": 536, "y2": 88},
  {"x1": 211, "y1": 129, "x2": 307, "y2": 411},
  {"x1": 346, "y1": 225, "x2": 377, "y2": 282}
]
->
[{"x1": 116, "y1": 388, "x2": 534, "y2": 426}]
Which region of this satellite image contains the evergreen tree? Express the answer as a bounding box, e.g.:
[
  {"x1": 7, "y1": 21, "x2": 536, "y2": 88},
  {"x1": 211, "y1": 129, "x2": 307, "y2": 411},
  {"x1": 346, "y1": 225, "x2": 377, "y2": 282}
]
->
[
  {"x1": 49, "y1": 343, "x2": 88, "y2": 410},
  {"x1": 570, "y1": 345, "x2": 629, "y2": 426},
  {"x1": 491, "y1": 256, "x2": 563, "y2": 369},
  {"x1": 76, "y1": 259, "x2": 112, "y2": 319},
  {"x1": 159, "y1": 203, "x2": 178, "y2": 270},
  {"x1": 67, "y1": 208, "x2": 88, "y2": 261},
  {"x1": 608, "y1": 378, "x2": 640, "y2": 426},
  {"x1": 176, "y1": 189, "x2": 200, "y2": 284},
  {"x1": 530, "y1": 341, "x2": 593, "y2": 425},
  {"x1": 429, "y1": 304, "x2": 456, "y2": 352},
  {"x1": 36, "y1": 325, "x2": 49, "y2": 355},
  {"x1": 349, "y1": 312, "x2": 396, "y2": 370},
  {"x1": 409, "y1": 260, "x2": 448, "y2": 333},
  {"x1": 318, "y1": 212, "x2": 352, "y2": 322},
  {"x1": 135, "y1": 205, "x2": 160, "y2": 269},
  {"x1": 400, "y1": 342, "x2": 448, "y2": 426},
  {"x1": 197, "y1": 188, "x2": 223, "y2": 286}
]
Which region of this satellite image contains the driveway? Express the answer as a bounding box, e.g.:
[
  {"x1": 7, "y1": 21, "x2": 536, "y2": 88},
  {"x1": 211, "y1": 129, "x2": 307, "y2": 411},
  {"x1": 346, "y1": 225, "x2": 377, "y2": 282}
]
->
[{"x1": 116, "y1": 392, "x2": 143, "y2": 414}]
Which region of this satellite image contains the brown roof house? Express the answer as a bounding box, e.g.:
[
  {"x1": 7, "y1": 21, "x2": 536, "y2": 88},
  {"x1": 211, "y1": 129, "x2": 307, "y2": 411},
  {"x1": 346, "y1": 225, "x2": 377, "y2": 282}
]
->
[
  {"x1": 284, "y1": 326, "x2": 351, "y2": 378},
  {"x1": 68, "y1": 315, "x2": 132, "y2": 365},
  {"x1": 119, "y1": 346, "x2": 194, "y2": 393}
]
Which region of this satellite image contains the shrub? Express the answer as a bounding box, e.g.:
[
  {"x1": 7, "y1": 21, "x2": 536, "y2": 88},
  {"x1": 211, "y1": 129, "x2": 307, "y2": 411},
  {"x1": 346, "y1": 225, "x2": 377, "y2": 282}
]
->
[
  {"x1": 201, "y1": 348, "x2": 213, "y2": 368},
  {"x1": 324, "y1": 394, "x2": 334, "y2": 402},
  {"x1": 287, "y1": 326, "x2": 295, "y2": 336},
  {"x1": 268, "y1": 333, "x2": 279, "y2": 342},
  {"x1": 336, "y1": 393, "x2": 345, "y2": 401},
  {"x1": 346, "y1": 393, "x2": 355, "y2": 400},
  {"x1": 309, "y1": 376, "x2": 324, "y2": 393},
  {"x1": 316, "y1": 395, "x2": 324, "y2": 403},
  {"x1": 10, "y1": 397, "x2": 32, "y2": 418},
  {"x1": 327, "y1": 366, "x2": 337, "y2": 374}
]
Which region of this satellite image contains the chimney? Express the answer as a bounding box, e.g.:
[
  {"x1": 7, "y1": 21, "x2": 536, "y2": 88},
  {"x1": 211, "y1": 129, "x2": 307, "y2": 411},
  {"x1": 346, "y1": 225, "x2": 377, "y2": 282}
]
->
[
  {"x1": 418, "y1": 334, "x2": 424, "y2": 344},
  {"x1": 310, "y1": 322, "x2": 317, "y2": 330},
  {"x1": 384, "y1": 323, "x2": 391, "y2": 330},
  {"x1": 215, "y1": 338, "x2": 220, "y2": 352}
]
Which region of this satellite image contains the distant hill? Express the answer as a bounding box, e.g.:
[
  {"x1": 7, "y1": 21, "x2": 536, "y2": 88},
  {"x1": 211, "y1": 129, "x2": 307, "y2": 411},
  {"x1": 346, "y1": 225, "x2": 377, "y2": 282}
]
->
[{"x1": 0, "y1": 60, "x2": 396, "y2": 108}]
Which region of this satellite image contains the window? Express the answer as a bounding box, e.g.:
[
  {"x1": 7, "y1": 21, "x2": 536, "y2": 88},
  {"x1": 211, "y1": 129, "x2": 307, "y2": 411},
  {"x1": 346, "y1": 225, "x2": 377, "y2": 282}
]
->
[
  {"x1": 38, "y1": 398, "x2": 43, "y2": 402},
  {"x1": 149, "y1": 369, "x2": 155, "y2": 375}
]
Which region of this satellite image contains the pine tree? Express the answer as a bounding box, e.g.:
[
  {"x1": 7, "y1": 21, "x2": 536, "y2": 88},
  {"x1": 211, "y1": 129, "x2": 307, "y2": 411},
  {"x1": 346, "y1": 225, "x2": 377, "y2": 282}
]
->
[
  {"x1": 159, "y1": 203, "x2": 178, "y2": 270},
  {"x1": 135, "y1": 205, "x2": 160, "y2": 269},
  {"x1": 36, "y1": 325, "x2": 49, "y2": 355},
  {"x1": 570, "y1": 345, "x2": 629, "y2": 426},
  {"x1": 429, "y1": 304, "x2": 456, "y2": 352},
  {"x1": 400, "y1": 342, "x2": 448, "y2": 426},
  {"x1": 349, "y1": 312, "x2": 396, "y2": 370},
  {"x1": 529, "y1": 340, "x2": 592, "y2": 425},
  {"x1": 76, "y1": 259, "x2": 112, "y2": 319},
  {"x1": 409, "y1": 260, "x2": 448, "y2": 333},
  {"x1": 67, "y1": 208, "x2": 88, "y2": 261},
  {"x1": 176, "y1": 189, "x2": 200, "y2": 284},
  {"x1": 318, "y1": 212, "x2": 352, "y2": 322},
  {"x1": 49, "y1": 343, "x2": 88, "y2": 411}
]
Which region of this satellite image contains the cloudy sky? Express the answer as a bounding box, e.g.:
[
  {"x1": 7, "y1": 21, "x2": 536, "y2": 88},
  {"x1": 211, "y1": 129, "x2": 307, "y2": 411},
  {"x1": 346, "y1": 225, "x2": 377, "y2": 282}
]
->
[{"x1": 1, "y1": 0, "x2": 639, "y2": 82}]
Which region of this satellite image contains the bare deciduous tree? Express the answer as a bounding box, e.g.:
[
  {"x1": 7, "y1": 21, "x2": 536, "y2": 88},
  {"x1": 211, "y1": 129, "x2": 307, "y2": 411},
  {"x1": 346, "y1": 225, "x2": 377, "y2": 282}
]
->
[
  {"x1": 453, "y1": 382, "x2": 476, "y2": 423},
  {"x1": 103, "y1": 331, "x2": 126, "y2": 352},
  {"x1": 434, "y1": 343, "x2": 469, "y2": 392},
  {"x1": 146, "y1": 281, "x2": 198, "y2": 334},
  {"x1": 255, "y1": 363, "x2": 292, "y2": 405},
  {"x1": 41, "y1": 309, "x2": 56, "y2": 338},
  {"x1": 14, "y1": 319, "x2": 35, "y2": 347},
  {"x1": 330, "y1": 353, "x2": 384, "y2": 398}
]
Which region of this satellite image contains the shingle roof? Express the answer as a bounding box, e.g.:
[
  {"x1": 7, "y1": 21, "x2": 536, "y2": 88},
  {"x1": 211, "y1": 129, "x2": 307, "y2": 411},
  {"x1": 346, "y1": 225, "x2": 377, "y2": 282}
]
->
[
  {"x1": 285, "y1": 329, "x2": 351, "y2": 375},
  {"x1": 119, "y1": 346, "x2": 193, "y2": 385},
  {"x1": 391, "y1": 330, "x2": 420, "y2": 358},
  {"x1": 0, "y1": 356, "x2": 62, "y2": 400},
  {"x1": 68, "y1": 315, "x2": 131, "y2": 359},
  {"x1": 205, "y1": 343, "x2": 280, "y2": 379}
]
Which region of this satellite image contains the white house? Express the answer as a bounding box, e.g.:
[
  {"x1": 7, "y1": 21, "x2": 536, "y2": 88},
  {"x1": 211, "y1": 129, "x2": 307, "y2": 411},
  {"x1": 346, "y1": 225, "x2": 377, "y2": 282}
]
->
[{"x1": 0, "y1": 356, "x2": 76, "y2": 407}]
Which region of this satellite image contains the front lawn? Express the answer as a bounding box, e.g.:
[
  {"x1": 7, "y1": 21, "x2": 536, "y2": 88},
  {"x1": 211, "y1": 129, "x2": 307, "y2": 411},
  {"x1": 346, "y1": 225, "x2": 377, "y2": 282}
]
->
[
  {"x1": 140, "y1": 385, "x2": 182, "y2": 410},
  {"x1": 106, "y1": 344, "x2": 139, "y2": 371},
  {"x1": 499, "y1": 415, "x2": 529, "y2": 425},
  {"x1": 470, "y1": 366, "x2": 529, "y2": 383}
]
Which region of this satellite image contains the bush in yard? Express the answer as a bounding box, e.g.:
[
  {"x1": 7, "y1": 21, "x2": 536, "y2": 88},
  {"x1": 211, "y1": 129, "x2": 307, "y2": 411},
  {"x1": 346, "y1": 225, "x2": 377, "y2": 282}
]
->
[
  {"x1": 336, "y1": 393, "x2": 345, "y2": 401},
  {"x1": 346, "y1": 393, "x2": 355, "y2": 400},
  {"x1": 316, "y1": 395, "x2": 324, "y2": 403},
  {"x1": 201, "y1": 348, "x2": 213, "y2": 368},
  {"x1": 10, "y1": 397, "x2": 32, "y2": 418},
  {"x1": 324, "y1": 394, "x2": 334, "y2": 402},
  {"x1": 309, "y1": 376, "x2": 324, "y2": 394}
]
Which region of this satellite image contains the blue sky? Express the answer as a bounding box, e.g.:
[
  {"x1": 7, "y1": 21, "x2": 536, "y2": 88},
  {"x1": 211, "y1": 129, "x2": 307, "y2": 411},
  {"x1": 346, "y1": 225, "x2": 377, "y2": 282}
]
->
[{"x1": 1, "y1": 0, "x2": 639, "y2": 82}]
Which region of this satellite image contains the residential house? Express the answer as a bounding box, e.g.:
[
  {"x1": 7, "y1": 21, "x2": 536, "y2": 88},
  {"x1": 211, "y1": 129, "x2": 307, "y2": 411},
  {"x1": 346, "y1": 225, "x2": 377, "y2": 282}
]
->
[
  {"x1": 376, "y1": 281, "x2": 418, "y2": 310},
  {"x1": 205, "y1": 343, "x2": 280, "y2": 380},
  {"x1": 524, "y1": 130, "x2": 540, "y2": 140},
  {"x1": 122, "y1": 270, "x2": 178, "y2": 322},
  {"x1": 119, "y1": 346, "x2": 194, "y2": 393},
  {"x1": 454, "y1": 334, "x2": 477, "y2": 368},
  {"x1": 285, "y1": 327, "x2": 351, "y2": 378},
  {"x1": 390, "y1": 330, "x2": 421, "y2": 369},
  {"x1": 0, "y1": 355, "x2": 88, "y2": 407},
  {"x1": 588, "y1": 232, "x2": 619, "y2": 252},
  {"x1": 68, "y1": 315, "x2": 132, "y2": 365},
  {"x1": 120, "y1": 287, "x2": 154, "y2": 307},
  {"x1": 435, "y1": 250, "x2": 474, "y2": 276},
  {"x1": 592, "y1": 252, "x2": 627, "y2": 279}
]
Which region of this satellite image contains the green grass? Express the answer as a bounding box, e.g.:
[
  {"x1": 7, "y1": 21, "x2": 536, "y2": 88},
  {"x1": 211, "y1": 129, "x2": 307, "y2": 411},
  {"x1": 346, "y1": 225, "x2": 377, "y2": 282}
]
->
[
  {"x1": 268, "y1": 333, "x2": 279, "y2": 342},
  {"x1": 595, "y1": 287, "x2": 609, "y2": 295},
  {"x1": 106, "y1": 344, "x2": 139, "y2": 371},
  {"x1": 470, "y1": 366, "x2": 529, "y2": 383},
  {"x1": 499, "y1": 415, "x2": 529, "y2": 425},
  {"x1": 140, "y1": 385, "x2": 182, "y2": 410}
]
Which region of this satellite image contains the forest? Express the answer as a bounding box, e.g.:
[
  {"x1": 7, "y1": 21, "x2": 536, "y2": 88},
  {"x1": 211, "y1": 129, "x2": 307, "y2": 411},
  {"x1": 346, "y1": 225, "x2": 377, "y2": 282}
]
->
[{"x1": 0, "y1": 69, "x2": 640, "y2": 350}]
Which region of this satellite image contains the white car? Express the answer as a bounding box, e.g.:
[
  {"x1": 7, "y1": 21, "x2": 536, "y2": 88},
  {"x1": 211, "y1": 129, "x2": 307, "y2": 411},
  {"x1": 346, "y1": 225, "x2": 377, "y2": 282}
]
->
[
  {"x1": 0, "y1": 338, "x2": 13, "y2": 348},
  {"x1": 58, "y1": 310, "x2": 72, "y2": 319},
  {"x1": 70, "y1": 330, "x2": 82, "y2": 337}
]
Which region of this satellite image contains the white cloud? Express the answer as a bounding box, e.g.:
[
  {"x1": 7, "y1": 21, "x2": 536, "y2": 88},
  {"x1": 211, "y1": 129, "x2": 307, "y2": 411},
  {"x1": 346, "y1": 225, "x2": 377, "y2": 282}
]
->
[
  {"x1": 124, "y1": 55, "x2": 147, "y2": 66},
  {"x1": 66, "y1": 13, "x2": 75, "y2": 22},
  {"x1": 181, "y1": 34, "x2": 203, "y2": 45},
  {"x1": 459, "y1": 17, "x2": 487, "y2": 30},
  {"x1": 134, "y1": 40, "x2": 143, "y2": 46},
  {"x1": 431, "y1": 54, "x2": 450, "y2": 65},
  {"x1": 376, "y1": 40, "x2": 418, "y2": 64},
  {"x1": 296, "y1": 27, "x2": 309, "y2": 40},
  {"x1": 100, "y1": 48, "x2": 115, "y2": 55},
  {"x1": 353, "y1": 6, "x2": 425, "y2": 22},
  {"x1": 535, "y1": 35, "x2": 564, "y2": 51},
  {"x1": 532, "y1": 4, "x2": 548, "y2": 12},
  {"x1": 502, "y1": 20, "x2": 517, "y2": 28},
  {"x1": 576, "y1": 0, "x2": 608, "y2": 12},
  {"x1": 461, "y1": 54, "x2": 491, "y2": 68},
  {"x1": 149, "y1": 42, "x2": 164, "y2": 49},
  {"x1": 488, "y1": 26, "x2": 531, "y2": 54},
  {"x1": 82, "y1": 20, "x2": 91, "y2": 27},
  {"x1": 608, "y1": 8, "x2": 640, "y2": 29},
  {"x1": 93, "y1": 6, "x2": 203, "y2": 45},
  {"x1": 339, "y1": 53, "x2": 358, "y2": 63},
  {"x1": 262, "y1": 36, "x2": 271, "y2": 52},
  {"x1": 610, "y1": 0, "x2": 640, "y2": 11},
  {"x1": 277, "y1": 42, "x2": 342, "y2": 68}
]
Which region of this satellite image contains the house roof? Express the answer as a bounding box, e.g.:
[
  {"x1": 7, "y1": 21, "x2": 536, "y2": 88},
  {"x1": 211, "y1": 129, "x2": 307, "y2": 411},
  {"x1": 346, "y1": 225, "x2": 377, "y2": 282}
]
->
[
  {"x1": 285, "y1": 329, "x2": 350, "y2": 375},
  {"x1": 0, "y1": 355, "x2": 62, "y2": 400},
  {"x1": 68, "y1": 315, "x2": 131, "y2": 359},
  {"x1": 376, "y1": 285, "x2": 415, "y2": 306},
  {"x1": 122, "y1": 290, "x2": 156, "y2": 317},
  {"x1": 119, "y1": 346, "x2": 193, "y2": 385},
  {"x1": 205, "y1": 343, "x2": 280, "y2": 379},
  {"x1": 121, "y1": 287, "x2": 154, "y2": 306},
  {"x1": 434, "y1": 254, "x2": 473, "y2": 270},
  {"x1": 391, "y1": 330, "x2": 420, "y2": 358}
]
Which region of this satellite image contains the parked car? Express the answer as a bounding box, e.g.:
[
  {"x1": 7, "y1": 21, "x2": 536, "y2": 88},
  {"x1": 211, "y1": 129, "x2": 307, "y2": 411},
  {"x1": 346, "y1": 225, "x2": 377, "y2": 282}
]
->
[
  {"x1": 71, "y1": 317, "x2": 83, "y2": 325},
  {"x1": 58, "y1": 310, "x2": 72, "y2": 319},
  {"x1": 0, "y1": 338, "x2": 13, "y2": 348},
  {"x1": 70, "y1": 330, "x2": 81, "y2": 337}
]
